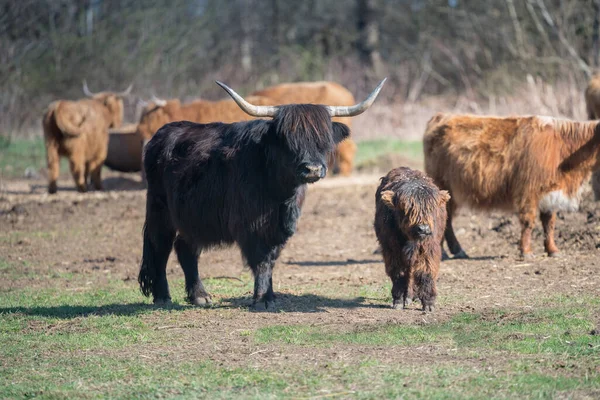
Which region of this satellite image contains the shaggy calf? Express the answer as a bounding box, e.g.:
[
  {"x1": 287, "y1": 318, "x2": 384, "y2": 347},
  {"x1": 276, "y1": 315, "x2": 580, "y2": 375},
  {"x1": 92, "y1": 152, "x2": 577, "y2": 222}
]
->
[
  {"x1": 42, "y1": 81, "x2": 132, "y2": 193},
  {"x1": 424, "y1": 113, "x2": 600, "y2": 259},
  {"x1": 374, "y1": 167, "x2": 449, "y2": 311},
  {"x1": 139, "y1": 79, "x2": 385, "y2": 309}
]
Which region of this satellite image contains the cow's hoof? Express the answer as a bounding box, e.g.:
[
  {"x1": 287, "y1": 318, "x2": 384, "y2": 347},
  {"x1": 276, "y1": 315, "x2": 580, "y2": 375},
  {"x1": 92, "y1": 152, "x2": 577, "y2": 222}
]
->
[
  {"x1": 442, "y1": 250, "x2": 450, "y2": 261},
  {"x1": 422, "y1": 304, "x2": 435, "y2": 312},
  {"x1": 453, "y1": 250, "x2": 469, "y2": 259},
  {"x1": 373, "y1": 247, "x2": 382, "y2": 255},
  {"x1": 392, "y1": 300, "x2": 401, "y2": 309},
  {"x1": 251, "y1": 300, "x2": 276, "y2": 312},
  {"x1": 153, "y1": 298, "x2": 172, "y2": 306},
  {"x1": 547, "y1": 251, "x2": 561, "y2": 258},
  {"x1": 190, "y1": 296, "x2": 212, "y2": 307},
  {"x1": 48, "y1": 184, "x2": 57, "y2": 194},
  {"x1": 520, "y1": 252, "x2": 534, "y2": 261}
]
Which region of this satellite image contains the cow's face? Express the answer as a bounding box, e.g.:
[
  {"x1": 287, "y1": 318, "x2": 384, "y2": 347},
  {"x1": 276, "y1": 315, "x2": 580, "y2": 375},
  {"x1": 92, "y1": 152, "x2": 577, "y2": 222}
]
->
[
  {"x1": 95, "y1": 94, "x2": 124, "y2": 129},
  {"x1": 271, "y1": 105, "x2": 350, "y2": 184},
  {"x1": 137, "y1": 100, "x2": 181, "y2": 140},
  {"x1": 380, "y1": 186, "x2": 450, "y2": 241}
]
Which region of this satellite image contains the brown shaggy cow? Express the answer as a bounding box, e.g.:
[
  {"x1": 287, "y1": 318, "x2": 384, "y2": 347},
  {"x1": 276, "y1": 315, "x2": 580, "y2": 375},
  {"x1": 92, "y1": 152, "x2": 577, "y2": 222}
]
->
[
  {"x1": 424, "y1": 113, "x2": 600, "y2": 259},
  {"x1": 136, "y1": 96, "x2": 274, "y2": 141},
  {"x1": 42, "y1": 82, "x2": 132, "y2": 193},
  {"x1": 584, "y1": 74, "x2": 600, "y2": 201},
  {"x1": 374, "y1": 167, "x2": 449, "y2": 311},
  {"x1": 251, "y1": 81, "x2": 358, "y2": 175}
]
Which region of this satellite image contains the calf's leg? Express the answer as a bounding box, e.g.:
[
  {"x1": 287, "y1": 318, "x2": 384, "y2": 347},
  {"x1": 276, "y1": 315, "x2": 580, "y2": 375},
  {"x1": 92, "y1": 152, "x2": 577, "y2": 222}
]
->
[
  {"x1": 138, "y1": 196, "x2": 175, "y2": 304},
  {"x1": 383, "y1": 251, "x2": 412, "y2": 309},
  {"x1": 174, "y1": 235, "x2": 211, "y2": 306},
  {"x1": 540, "y1": 211, "x2": 559, "y2": 256}
]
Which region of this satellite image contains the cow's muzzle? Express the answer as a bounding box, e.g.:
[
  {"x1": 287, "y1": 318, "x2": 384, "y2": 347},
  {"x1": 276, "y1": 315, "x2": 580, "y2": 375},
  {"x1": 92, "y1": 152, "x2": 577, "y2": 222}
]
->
[
  {"x1": 411, "y1": 224, "x2": 432, "y2": 239},
  {"x1": 298, "y1": 163, "x2": 326, "y2": 183}
]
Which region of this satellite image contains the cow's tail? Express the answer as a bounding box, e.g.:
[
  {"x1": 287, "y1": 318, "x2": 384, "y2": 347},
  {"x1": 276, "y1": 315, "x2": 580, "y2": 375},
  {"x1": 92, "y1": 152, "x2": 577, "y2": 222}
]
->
[
  {"x1": 54, "y1": 102, "x2": 85, "y2": 137},
  {"x1": 138, "y1": 222, "x2": 156, "y2": 297}
]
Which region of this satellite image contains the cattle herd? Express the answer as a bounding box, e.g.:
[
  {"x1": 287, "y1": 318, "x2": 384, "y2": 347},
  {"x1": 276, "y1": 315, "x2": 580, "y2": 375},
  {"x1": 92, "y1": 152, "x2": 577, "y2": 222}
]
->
[{"x1": 41, "y1": 75, "x2": 600, "y2": 311}]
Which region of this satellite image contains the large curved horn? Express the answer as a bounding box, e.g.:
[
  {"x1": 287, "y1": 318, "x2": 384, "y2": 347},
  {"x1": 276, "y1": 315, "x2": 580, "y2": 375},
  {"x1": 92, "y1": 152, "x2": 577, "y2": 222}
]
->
[
  {"x1": 117, "y1": 83, "x2": 133, "y2": 97},
  {"x1": 216, "y1": 81, "x2": 279, "y2": 117},
  {"x1": 326, "y1": 78, "x2": 387, "y2": 117},
  {"x1": 151, "y1": 95, "x2": 167, "y2": 107},
  {"x1": 82, "y1": 80, "x2": 98, "y2": 97}
]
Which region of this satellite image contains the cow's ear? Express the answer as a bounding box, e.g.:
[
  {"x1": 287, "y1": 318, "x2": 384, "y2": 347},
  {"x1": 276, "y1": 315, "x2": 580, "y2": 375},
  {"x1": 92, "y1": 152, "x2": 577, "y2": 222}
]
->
[
  {"x1": 438, "y1": 190, "x2": 451, "y2": 205},
  {"x1": 332, "y1": 122, "x2": 350, "y2": 144},
  {"x1": 380, "y1": 190, "x2": 396, "y2": 209}
]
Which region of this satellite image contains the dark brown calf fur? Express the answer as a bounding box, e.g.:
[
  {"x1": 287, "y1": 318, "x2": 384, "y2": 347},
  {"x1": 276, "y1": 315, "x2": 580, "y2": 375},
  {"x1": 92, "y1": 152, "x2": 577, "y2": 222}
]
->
[{"x1": 374, "y1": 167, "x2": 450, "y2": 311}]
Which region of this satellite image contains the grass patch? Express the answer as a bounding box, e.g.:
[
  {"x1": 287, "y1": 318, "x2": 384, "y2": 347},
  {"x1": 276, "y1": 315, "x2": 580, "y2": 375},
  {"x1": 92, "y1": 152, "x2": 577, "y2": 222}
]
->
[
  {"x1": 355, "y1": 138, "x2": 423, "y2": 168},
  {"x1": 1, "y1": 277, "x2": 599, "y2": 398},
  {"x1": 257, "y1": 301, "x2": 600, "y2": 357},
  {"x1": 0, "y1": 136, "x2": 49, "y2": 178}
]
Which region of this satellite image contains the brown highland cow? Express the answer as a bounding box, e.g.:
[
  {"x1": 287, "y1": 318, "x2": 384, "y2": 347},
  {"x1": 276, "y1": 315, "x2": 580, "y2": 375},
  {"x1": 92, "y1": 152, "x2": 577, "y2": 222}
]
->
[
  {"x1": 42, "y1": 82, "x2": 132, "y2": 193},
  {"x1": 374, "y1": 167, "x2": 449, "y2": 311},
  {"x1": 584, "y1": 74, "x2": 600, "y2": 201},
  {"x1": 424, "y1": 113, "x2": 600, "y2": 259},
  {"x1": 136, "y1": 96, "x2": 274, "y2": 142},
  {"x1": 251, "y1": 81, "x2": 358, "y2": 175}
]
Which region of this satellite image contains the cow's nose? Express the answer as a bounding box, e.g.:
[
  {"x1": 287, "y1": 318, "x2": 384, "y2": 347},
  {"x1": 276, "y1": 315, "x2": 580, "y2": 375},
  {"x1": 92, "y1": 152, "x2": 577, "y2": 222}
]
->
[
  {"x1": 412, "y1": 224, "x2": 432, "y2": 238},
  {"x1": 299, "y1": 163, "x2": 326, "y2": 182}
]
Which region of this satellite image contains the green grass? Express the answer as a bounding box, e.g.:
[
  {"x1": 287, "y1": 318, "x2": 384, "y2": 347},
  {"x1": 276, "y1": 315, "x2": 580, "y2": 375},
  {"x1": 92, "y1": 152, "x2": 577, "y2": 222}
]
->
[
  {"x1": 355, "y1": 138, "x2": 423, "y2": 167},
  {"x1": 1, "y1": 276, "x2": 599, "y2": 398},
  {"x1": 0, "y1": 136, "x2": 49, "y2": 178}
]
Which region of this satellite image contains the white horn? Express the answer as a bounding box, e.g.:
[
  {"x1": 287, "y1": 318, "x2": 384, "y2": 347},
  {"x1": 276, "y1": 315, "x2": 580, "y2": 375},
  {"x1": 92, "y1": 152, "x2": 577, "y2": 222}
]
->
[
  {"x1": 151, "y1": 95, "x2": 167, "y2": 107},
  {"x1": 216, "y1": 81, "x2": 279, "y2": 117},
  {"x1": 82, "y1": 80, "x2": 98, "y2": 97},
  {"x1": 326, "y1": 78, "x2": 387, "y2": 117}
]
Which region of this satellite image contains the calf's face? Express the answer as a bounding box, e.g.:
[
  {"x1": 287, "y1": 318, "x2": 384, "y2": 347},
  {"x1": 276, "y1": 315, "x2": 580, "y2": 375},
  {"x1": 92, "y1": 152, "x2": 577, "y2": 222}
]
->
[{"x1": 380, "y1": 186, "x2": 450, "y2": 241}]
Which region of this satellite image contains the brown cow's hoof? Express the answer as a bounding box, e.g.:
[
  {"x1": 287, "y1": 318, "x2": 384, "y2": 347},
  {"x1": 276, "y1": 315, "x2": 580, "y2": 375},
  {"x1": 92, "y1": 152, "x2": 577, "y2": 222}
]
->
[
  {"x1": 520, "y1": 252, "x2": 534, "y2": 261},
  {"x1": 422, "y1": 304, "x2": 435, "y2": 312},
  {"x1": 547, "y1": 251, "x2": 561, "y2": 258},
  {"x1": 190, "y1": 296, "x2": 212, "y2": 307},
  {"x1": 48, "y1": 184, "x2": 58, "y2": 194},
  {"x1": 453, "y1": 250, "x2": 469, "y2": 259}
]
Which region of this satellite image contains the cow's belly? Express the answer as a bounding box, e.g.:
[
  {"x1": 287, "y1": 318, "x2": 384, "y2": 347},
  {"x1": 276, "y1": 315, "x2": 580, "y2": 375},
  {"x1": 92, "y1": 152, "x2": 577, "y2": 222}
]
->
[{"x1": 538, "y1": 189, "x2": 582, "y2": 213}]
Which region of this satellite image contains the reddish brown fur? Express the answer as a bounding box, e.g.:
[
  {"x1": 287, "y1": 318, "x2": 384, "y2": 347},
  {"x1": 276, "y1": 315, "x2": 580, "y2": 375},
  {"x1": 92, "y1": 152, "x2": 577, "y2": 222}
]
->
[
  {"x1": 424, "y1": 113, "x2": 600, "y2": 258},
  {"x1": 374, "y1": 167, "x2": 449, "y2": 311},
  {"x1": 251, "y1": 81, "x2": 358, "y2": 175},
  {"x1": 43, "y1": 92, "x2": 125, "y2": 193},
  {"x1": 584, "y1": 74, "x2": 600, "y2": 201}
]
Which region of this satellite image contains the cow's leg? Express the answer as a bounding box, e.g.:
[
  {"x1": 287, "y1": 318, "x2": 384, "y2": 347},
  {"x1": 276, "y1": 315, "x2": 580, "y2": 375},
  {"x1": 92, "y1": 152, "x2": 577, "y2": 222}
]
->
[
  {"x1": 174, "y1": 235, "x2": 211, "y2": 306},
  {"x1": 68, "y1": 153, "x2": 87, "y2": 193},
  {"x1": 45, "y1": 139, "x2": 60, "y2": 194},
  {"x1": 540, "y1": 211, "x2": 560, "y2": 257},
  {"x1": 444, "y1": 197, "x2": 468, "y2": 259},
  {"x1": 88, "y1": 158, "x2": 104, "y2": 191},
  {"x1": 242, "y1": 243, "x2": 281, "y2": 310},
  {"x1": 517, "y1": 205, "x2": 536, "y2": 259},
  {"x1": 138, "y1": 195, "x2": 175, "y2": 304}
]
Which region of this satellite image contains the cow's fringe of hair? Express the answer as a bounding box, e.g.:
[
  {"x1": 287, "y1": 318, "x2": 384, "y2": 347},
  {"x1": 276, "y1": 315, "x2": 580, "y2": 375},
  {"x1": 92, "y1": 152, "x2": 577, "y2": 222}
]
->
[{"x1": 138, "y1": 223, "x2": 155, "y2": 297}]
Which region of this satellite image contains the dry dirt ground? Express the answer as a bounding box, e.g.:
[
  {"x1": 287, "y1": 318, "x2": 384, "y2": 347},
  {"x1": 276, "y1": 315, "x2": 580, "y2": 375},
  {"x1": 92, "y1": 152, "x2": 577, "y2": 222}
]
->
[{"x1": 1, "y1": 170, "x2": 600, "y2": 397}]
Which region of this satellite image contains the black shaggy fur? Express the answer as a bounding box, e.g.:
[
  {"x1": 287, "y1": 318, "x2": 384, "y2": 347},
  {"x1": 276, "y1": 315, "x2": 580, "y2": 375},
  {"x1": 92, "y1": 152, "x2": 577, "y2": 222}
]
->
[
  {"x1": 139, "y1": 105, "x2": 350, "y2": 308},
  {"x1": 374, "y1": 167, "x2": 450, "y2": 311}
]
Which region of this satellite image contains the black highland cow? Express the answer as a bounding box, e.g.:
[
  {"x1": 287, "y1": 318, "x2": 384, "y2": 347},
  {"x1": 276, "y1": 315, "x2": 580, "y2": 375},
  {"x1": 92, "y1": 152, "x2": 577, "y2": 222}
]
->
[
  {"x1": 139, "y1": 79, "x2": 385, "y2": 309},
  {"x1": 374, "y1": 167, "x2": 450, "y2": 311}
]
